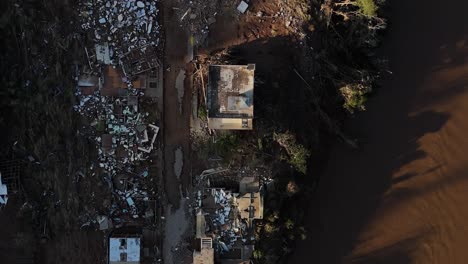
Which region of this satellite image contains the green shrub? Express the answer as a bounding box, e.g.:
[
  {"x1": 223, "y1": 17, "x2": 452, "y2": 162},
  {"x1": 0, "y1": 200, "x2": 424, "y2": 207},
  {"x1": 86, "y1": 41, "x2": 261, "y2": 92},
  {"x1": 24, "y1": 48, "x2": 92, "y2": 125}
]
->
[
  {"x1": 339, "y1": 84, "x2": 372, "y2": 113},
  {"x1": 214, "y1": 133, "x2": 239, "y2": 157},
  {"x1": 356, "y1": 0, "x2": 378, "y2": 17},
  {"x1": 198, "y1": 105, "x2": 207, "y2": 120},
  {"x1": 273, "y1": 132, "x2": 310, "y2": 174},
  {"x1": 253, "y1": 249, "x2": 264, "y2": 260}
]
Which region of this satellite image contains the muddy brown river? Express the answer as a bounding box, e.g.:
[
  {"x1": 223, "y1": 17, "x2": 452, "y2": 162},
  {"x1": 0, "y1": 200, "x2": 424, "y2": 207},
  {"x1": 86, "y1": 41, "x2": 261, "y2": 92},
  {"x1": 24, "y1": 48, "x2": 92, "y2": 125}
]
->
[{"x1": 291, "y1": 1, "x2": 468, "y2": 263}]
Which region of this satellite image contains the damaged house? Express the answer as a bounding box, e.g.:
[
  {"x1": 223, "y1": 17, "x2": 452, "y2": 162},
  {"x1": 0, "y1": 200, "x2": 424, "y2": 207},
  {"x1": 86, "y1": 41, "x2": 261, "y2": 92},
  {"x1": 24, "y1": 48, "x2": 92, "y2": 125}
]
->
[
  {"x1": 195, "y1": 176, "x2": 263, "y2": 263},
  {"x1": 120, "y1": 45, "x2": 161, "y2": 77},
  {"x1": 207, "y1": 64, "x2": 255, "y2": 130}
]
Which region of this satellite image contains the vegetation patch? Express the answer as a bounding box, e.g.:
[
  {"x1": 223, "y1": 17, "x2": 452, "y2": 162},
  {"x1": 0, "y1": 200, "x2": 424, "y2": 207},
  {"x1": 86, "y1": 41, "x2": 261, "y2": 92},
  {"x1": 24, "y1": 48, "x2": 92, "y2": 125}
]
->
[
  {"x1": 273, "y1": 132, "x2": 310, "y2": 174},
  {"x1": 340, "y1": 83, "x2": 372, "y2": 113},
  {"x1": 357, "y1": 0, "x2": 378, "y2": 17}
]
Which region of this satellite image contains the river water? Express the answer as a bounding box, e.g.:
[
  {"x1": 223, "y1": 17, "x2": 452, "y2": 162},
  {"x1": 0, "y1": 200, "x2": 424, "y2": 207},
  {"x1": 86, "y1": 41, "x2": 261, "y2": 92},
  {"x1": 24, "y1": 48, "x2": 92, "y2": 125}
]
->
[{"x1": 291, "y1": 1, "x2": 468, "y2": 263}]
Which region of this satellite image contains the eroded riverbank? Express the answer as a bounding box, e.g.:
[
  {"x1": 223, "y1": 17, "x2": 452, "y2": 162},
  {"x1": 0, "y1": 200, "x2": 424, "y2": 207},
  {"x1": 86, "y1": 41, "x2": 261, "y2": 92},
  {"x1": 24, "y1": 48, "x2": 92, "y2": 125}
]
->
[{"x1": 292, "y1": 0, "x2": 468, "y2": 263}]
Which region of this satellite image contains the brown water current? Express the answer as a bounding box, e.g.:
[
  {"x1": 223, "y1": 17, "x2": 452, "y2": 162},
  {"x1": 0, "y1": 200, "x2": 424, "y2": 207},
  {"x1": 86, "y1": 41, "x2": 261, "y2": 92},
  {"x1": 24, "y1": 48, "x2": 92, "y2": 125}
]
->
[{"x1": 291, "y1": 1, "x2": 468, "y2": 263}]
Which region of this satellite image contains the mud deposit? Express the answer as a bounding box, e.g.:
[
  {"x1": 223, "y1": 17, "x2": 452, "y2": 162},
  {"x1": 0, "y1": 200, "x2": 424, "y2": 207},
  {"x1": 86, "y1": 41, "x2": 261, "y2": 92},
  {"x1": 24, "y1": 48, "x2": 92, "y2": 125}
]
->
[{"x1": 292, "y1": 0, "x2": 468, "y2": 263}]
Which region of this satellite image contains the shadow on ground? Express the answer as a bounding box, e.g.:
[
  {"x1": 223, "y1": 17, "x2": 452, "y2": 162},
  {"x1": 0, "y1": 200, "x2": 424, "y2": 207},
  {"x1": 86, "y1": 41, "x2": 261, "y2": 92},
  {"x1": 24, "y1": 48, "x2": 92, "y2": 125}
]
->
[{"x1": 289, "y1": 0, "x2": 468, "y2": 263}]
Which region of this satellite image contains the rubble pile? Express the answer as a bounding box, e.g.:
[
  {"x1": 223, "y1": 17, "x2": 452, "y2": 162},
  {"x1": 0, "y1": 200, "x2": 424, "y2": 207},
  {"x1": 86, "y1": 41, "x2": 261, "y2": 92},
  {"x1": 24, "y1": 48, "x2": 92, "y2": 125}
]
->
[
  {"x1": 199, "y1": 188, "x2": 249, "y2": 254},
  {"x1": 114, "y1": 177, "x2": 150, "y2": 219},
  {"x1": 74, "y1": 88, "x2": 159, "y2": 177},
  {"x1": 74, "y1": 93, "x2": 101, "y2": 117},
  {"x1": 78, "y1": 167, "x2": 157, "y2": 228},
  {"x1": 73, "y1": 61, "x2": 161, "y2": 224},
  {"x1": 79, "y1": 0, "x2": 161, "y2": 55}
]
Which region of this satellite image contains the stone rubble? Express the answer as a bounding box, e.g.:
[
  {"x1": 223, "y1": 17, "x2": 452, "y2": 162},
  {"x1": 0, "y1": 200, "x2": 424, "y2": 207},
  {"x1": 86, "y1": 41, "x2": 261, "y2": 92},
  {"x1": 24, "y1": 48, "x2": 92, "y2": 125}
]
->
[
  {"x1": 74, "y1": 0, "x2": 162, "y2": 224},
  {"x1": 79, "y1": 0, "x2": 161, "y2": 56}
]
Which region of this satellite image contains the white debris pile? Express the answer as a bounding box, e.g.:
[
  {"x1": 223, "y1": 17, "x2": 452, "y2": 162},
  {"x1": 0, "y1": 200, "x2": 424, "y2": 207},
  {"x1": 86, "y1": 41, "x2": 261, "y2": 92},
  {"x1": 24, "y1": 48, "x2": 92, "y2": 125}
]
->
[
  {"x1": 73, "y1": 93, "x2": 101, "y2": 116},
  {"x1": 105, "y1": 170, "x2": 154, "y2": 221},
  {"x1": 79, "y1": 0, "x2": 161, "y2": 55},
  {"x1": 74, "y1": 89, "x2": 159, "y2": 178},
  {"x1": 97, "y1": 101, "x2": 155, "y2": 175}
]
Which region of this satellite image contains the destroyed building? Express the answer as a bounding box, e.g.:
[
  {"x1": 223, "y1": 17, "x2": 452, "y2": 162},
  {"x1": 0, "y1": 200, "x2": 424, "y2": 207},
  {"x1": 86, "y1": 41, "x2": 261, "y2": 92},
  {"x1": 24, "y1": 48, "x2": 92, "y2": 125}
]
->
[
  {"x1": 207, "y1": 65, "x2": 255, "y2": 130},
  {"x1": 194, "y1": 176, "x2": 263, "y2": 263},
  {"x1": 75, "y1": 62, "x2": 161, "y2": 222},
  {"x1": 120, "y1": 45, "x2": 161, "y2": 77},
  {"x1": 79, "y1": 0, "x2": 161, "y2": 56}
]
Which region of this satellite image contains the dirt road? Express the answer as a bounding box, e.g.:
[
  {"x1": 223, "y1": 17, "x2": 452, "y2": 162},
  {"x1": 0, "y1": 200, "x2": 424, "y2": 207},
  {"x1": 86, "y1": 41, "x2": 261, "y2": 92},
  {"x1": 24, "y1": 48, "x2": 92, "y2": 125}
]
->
[
  {"x1": 291, "y1": 1, "x2": 468, "y2": 263},
  {"x1": 161, "y1": 1, "x2": 193, "y2": 263},
  {"x1": 161, "y1": 0, "x2": 192, "y2": 209}
]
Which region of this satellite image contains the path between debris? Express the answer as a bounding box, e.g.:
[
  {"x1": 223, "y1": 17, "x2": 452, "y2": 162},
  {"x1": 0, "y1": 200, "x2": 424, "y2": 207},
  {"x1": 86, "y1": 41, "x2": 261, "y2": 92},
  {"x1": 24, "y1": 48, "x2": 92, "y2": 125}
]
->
[
  {"x1": 174, "y1": 147, "x2": 183, "y2": 180},
  {"x1": 176, "y1": 70, "x2": 186, "y2": 113},
  {"x1": 163, "y1": 198, "x2": 189, "y2": 264},
  {"x1": 162, "y1": 0, "x2": 192, "y2": 209},
  {"x1": 162, "y1": 0, "x2": 193, "y2": 263}
]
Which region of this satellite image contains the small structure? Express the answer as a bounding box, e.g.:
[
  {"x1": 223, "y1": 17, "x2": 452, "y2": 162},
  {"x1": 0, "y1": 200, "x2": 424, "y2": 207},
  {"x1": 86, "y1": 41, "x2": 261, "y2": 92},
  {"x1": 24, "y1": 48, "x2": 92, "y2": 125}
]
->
[
  {"x1": 102, "y1": 66, "x2": 128, "y2": 96},
  {"x1": 137, "y1": 124, "x2": 159, "y2": 153},
  {"x1": 102, "y1": 66, "x2": 149, "y2": 96},
  {"x1": 193, "y1": 237, "x2": 215, "y2": 264},
  {"x1": 237, "y1": 1, "x2": 249, "y2": 14},
  {"x1": 109, "y1": 236, "x2": 141, "y2": 264},
  {"x1": 194, "y1": 210, "x2": 215, "y2": 264},
  {"x1": 96, "y1": 42, "x2": 112, "y2": 65},
  {"x1": 207, "y1": 65, "x2": 255, "y2": 130},
  {"x1": 144, "y1": 68, "x2": 163, "y2": 98},
  {"x1": 78, "y1": 74, "x2": 99, "y2": 95},
  {"x1": 0, "y1": 173, "x2": 8, "y2": 206},
  {"x1": 120, "y1": 45, "x2": 160, "y2": 77}
]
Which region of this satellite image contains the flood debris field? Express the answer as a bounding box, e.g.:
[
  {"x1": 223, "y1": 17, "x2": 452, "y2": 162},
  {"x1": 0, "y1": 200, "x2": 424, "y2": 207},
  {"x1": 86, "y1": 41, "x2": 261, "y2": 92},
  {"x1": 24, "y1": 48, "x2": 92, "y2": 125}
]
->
[
  {"x1": 1, "y1": 0, "x2": 387, "y2": 263},
  {"x1": 1, "y1": 0, "x2": 164, "y2": 263}
]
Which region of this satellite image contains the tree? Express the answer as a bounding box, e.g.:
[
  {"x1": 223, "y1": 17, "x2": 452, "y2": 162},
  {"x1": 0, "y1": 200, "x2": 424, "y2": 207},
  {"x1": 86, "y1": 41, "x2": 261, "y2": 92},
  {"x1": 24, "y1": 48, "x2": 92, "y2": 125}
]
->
[
  {"x1": 321, "y1": 0, "x2": 386, "y2": 48},
  {"x1": 273, "y1": 132, "x2": 310, "y2": 174},
  {"x1": 340, "y1": 83, "x2": 372, "y2": 113}
]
